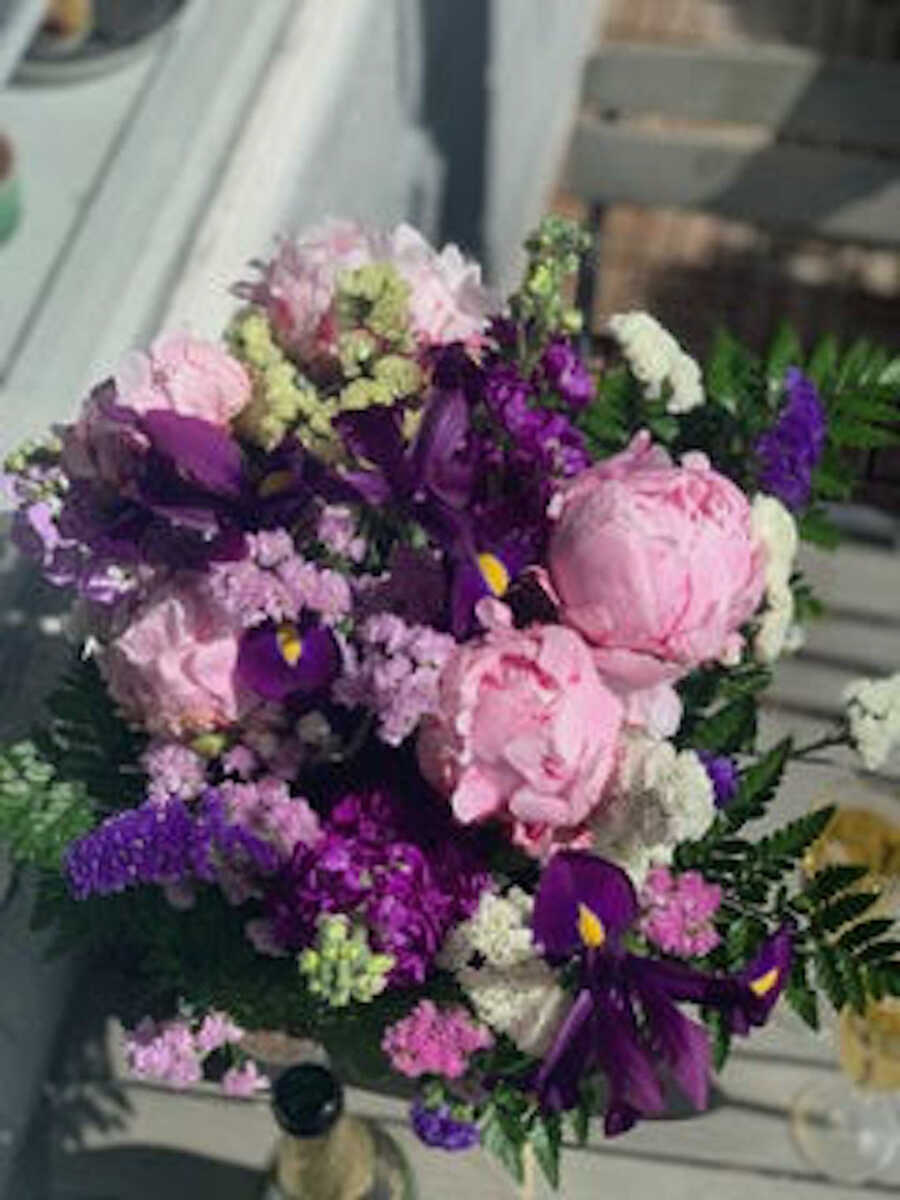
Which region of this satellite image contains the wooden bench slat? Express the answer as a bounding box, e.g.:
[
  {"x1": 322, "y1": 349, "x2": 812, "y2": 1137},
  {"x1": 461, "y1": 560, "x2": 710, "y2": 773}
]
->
[
  {"x1": 584, "y1": 43, "x2": 900, "y2": 155},
  {"x1": 565, "y1": 120, "x2": 900, "y2": 247}
]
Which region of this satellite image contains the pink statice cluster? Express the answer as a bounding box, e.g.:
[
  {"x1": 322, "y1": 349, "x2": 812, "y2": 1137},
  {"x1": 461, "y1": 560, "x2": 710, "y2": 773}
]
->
[
  {"x1": 124, "y1": 1011, "x2": 268, "y2": 1099},
  {"x1": 317, "y1": 504, "x2": 366, "y2": 563},
  {"x1": 334, "y1": 613, "x2": 455, "y2": 746},
  {"x1": 639, "y1": 866, "x2": 722, "y2": 957},
  {"x1": 210, "y1": 530, "x2": 351, "y2": 628},
  {"x1": 220, "y1": 776, "x2": 321, "y2": 859},
  {"x1": 142, "y1": 740, "x2": 208, "y2": 805},
  {"x1": 382, "y1": 1000, "x2": 493, "y2": 1079}
]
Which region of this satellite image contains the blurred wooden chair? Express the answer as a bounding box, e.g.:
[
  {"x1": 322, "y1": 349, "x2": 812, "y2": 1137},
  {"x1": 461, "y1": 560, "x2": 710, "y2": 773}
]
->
[{"x1": 566, "y1": 39, "x2": 900, "y2": 525}]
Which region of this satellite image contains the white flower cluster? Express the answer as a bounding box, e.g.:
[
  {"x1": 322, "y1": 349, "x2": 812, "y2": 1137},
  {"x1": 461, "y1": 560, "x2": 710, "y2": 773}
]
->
[
  {"x1": 438, "y1": 889, "x2": 570, "y2": 1057},
  {"x1": 844, "y1": 673, "x2": 900, "y2": 771},
  {"x1": 592, "y1": 732, "x2": 715, "y2": 885},
  {"x1": 750, "y1": 494, "x2": 800, "y2": 664},
  {"x1": 606, "y1": 311, "x2": 704, "y2": 414}
]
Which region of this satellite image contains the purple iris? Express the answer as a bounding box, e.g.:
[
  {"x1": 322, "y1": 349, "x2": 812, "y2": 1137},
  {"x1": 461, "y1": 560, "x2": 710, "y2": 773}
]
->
[
  {"x1": 237, "y1": 620, "x2": 339, "y2": 701},
  {"x1": 532, "y1": 852, "x2": 790, "y2": 1135},
  {"x1": 59, "y1": 393, "x2": 249, "y2": 574},
  {"x1": 448, "y1": 530, "x2": 538, "y2": 637},
  {"x1": 755, "y1": 368, "x2": 826, "y2": 510}
]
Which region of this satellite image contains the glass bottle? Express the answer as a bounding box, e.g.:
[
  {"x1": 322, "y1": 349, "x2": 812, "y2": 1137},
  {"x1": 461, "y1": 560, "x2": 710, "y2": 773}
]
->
[{"x1": 262, "y1": 1063, "x2": 415, "y2": 1200}]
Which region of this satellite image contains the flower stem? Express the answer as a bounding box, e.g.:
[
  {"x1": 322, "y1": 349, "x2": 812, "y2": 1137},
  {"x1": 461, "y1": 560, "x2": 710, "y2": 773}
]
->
[{"x1": 791, "y1": 733, "x2": 849, "y2": 762}]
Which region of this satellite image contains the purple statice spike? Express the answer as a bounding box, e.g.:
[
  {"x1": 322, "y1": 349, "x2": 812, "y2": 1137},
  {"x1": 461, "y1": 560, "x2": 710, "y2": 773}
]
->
[
  {"x1": 64, "y1": 791, "x2": 280, "y2": 901},
  {"x1": 755, "y1": 367, "x2": 826, "y2": 510},
  {"x1": 698, "y1": 751, "x2": 740, "y2": 808},
  {"x1": 410, "y1": 1098, "x2": 480, "y2": 1151}
]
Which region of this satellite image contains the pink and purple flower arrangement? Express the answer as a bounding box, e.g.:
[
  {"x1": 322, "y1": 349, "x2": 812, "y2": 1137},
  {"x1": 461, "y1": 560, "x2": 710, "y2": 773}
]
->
[{"x1": 2, "y1": 216, "x2": 898, "y2": 1187}]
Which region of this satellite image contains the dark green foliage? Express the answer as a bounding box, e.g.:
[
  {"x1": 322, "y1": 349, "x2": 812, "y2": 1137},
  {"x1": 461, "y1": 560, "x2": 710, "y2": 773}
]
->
[{"x1": 36, "y1": 655, "x2": 146, "y2": 812}]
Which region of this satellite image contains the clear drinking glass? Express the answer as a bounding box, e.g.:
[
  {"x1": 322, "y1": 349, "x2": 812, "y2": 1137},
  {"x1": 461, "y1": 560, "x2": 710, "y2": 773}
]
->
[{"x1": 789, "y1": 806, "x2": 900, "y2": 1184}]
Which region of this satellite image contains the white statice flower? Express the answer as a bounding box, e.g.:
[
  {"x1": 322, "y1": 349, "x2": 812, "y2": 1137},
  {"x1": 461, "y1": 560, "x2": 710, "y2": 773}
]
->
[
  {"x1": 844, "y1": 673, "x2": 900, "y2": 770},
  {"x1": 592, "y1": 731, "x2": 715, "y2": 886},
  {"x1": 750, "y1": 494, "x2": 800, "y2": 664},
  {"x1": 459, "y1": 960, "x2": 571, "y2": 1058},
  {"x1": 606, "y1": 311, "x2": 704, "y2": 414},
  {"x1": 439, "y1": 888, "x2": 570, "y2": 1056},
  {"x1": 437, "y1": 887, "x2": 535, "y2": 972}
]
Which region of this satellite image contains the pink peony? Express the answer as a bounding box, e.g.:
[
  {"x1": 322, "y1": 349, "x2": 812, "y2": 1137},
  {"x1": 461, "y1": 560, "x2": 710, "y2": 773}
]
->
[
  {"x1": 546, "y1": 431, "x2": 765, "y2": 733},
  {"x1": 115, "y1": 332, "x2": 251, "y2": 425},
  {"x1": 417, "y1": 621, "x2": 623, "y2": 856},
  {"x1": 100, "y1": 576, "x2": 247, "y2": 738}
]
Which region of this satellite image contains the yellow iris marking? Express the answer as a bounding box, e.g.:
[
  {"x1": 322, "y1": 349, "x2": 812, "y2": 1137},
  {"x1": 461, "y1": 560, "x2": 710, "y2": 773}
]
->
[
  {"x1": 578, "y1": 903, "x2": 606, "y2": 949},
  {"x1": 277, "y1": 623, "x2": 303, "y2": 667},
  {"x1": 477, "y1": 552, "x2": 510, "y2": 598},
  {"x1": 258, "y1": 469, "x2": 295, "y2": 499},
  {"x1": 749, "y1": 967, "x2": 779, "y2": 997}
]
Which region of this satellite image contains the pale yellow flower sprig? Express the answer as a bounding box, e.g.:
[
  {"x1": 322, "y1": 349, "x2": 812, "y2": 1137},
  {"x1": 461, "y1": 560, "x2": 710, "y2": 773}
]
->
[
  {"x1": 298, "y1": 914, "x2": 395, "y2": 1008},
  {"x1": 229, "y1": 265, "x2": 426, "y2": 459},
  {"x1": 229, "y1": 309, "x2": 333, "y2": 455}
]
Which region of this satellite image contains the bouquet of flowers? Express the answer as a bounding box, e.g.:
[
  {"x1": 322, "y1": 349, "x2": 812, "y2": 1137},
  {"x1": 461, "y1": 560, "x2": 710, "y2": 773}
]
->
[{"x1": 3, "y1": 216, "x2": 900, "y2": 1186}]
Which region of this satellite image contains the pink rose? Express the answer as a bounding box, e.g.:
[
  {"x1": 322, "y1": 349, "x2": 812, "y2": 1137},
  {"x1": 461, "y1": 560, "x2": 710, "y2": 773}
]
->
[
  {"x1": 546, "y1": 432, "x2": 765, "y2": 732},
  {"x1": 100, "y1": 577, "x2": 248, "y2": 738},
  {"x1": 387, "y1": 223, "x2": 495, "y2": 349},
  {"x1": 246, "y1": 220, "x2": 375, "y2": 359},
  {"x1": 115, "y1": 332, "x2": 251, "y2": 425},
  {"x1": 417, "y1": 622, "x2": 623, "y2": 857}
]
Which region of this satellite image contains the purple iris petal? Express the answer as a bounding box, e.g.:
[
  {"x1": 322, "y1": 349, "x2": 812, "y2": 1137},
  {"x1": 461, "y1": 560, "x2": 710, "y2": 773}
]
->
[
  {"x1": 410, "y1": 389, "x2": 475, "y2": 510},
  {"x1": 335, "y1": 406, "x2": 411, "y2": 494},
  {"x1": 449, "y1": 533, "x2": 537, "y2": 637},
  {"x1": 139, "y1": 410, "x2": 243, "y2": 497},
  {"x1": 237, "y1": 621, "x2": 339, "y2": 701},
  {"x1": 729, "y1": 926, "x2": 793, "y2": 1033},
  {"x1": 533, "y1": 852, "x2": 638, "y2": 961},
  {"x1": 635, "y1": 975, "x2": 711, "y2": 1110},
  {"x1": 535, "y1": 987, "x2": 596, "y2": 1112}
]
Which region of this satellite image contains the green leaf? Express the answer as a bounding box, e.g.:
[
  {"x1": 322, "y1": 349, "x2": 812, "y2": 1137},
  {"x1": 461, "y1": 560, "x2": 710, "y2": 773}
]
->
[
  {"x1": 482, "y1": 1109, "x2": 525, "y2": 1184},
  {"x1": 704, "y1": 1007, "x2": 732, "y2": 1072},
  {"x1": 529, "y1": 1112, "x2": 562, "y2": 1190},
  {"x1": 766, "y1": 322, "x2": 803, "y2": 385},
  {"x1": 572, "y1": 1101, "x2": 590, "y2": 1148},
  {"x1": 724, "y1": 738, "x2": 792, "y2": 830},
  {"x1": 837, "y1": 950, "x2": 866, "y2": 1015},
  {"x1": 879, "y1": 356, "x2": 900, "y2": 386},
  {"x1": 758, "y1": 806, "x2": 834, "y2": 866},
  {"x1": 690, "y1": 695, "x2": 757, "y2": 754},
  {"x1": 806, "y1": 334, "x2": 839, "y2": 388},
  {"x1": 859, "y1": 939, "x2": 900, "y2": 965},
  {"x1": 814, "y1": 945, "x2": 846, "y2": 1011},
  {"x1": 816, "y1": 891, "x2": 880, "y2": 934},
  {"x1": 786, "y1": 957, "x2": 819, "y2": 1031},
  {"x1": 0, "y1": 742, "x2": 96, "y2": 873},
  {"x1": 797, "y1": 508, "x2": 841, "y2": 549},
  {"x1": 838, "y1": 919, "x2": 896, "y2": 952},
  {"x1": 803, "y1": 864, "x2": 869, "y2": 905}
]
